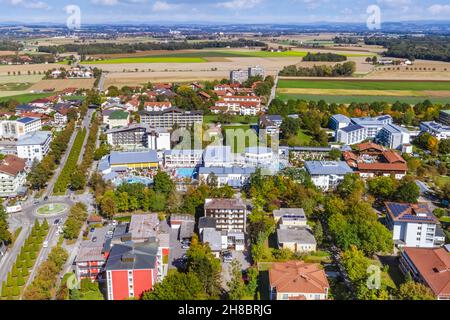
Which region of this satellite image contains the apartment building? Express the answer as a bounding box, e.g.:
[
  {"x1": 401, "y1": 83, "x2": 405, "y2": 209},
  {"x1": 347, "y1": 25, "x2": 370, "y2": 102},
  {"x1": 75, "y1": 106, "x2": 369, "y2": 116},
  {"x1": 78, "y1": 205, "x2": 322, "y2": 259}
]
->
[
  {"x1": 439, "y1": 110, "x2": 450, "y2": 125},
  {"x1": 230, "y1": 69, "x2": 249, "y2": 84},
  {"x1": 0, "y1": 155, "x2": 27, "y2": 198},
  {"x1": 377, "y1": 123, "x2": 411, "y2": 149},
  {"x1": 198, "y1": 166, "x2": 256, "y2": 188},
  {"x1": 0, "y1": 117, "x2": 42, "y2": 140},
  {"x1": 304, "y1": 161, "x2": 353, "y2": 191},
  {"x1": 16, "y1": 131, "x2": 52, "y2": 162},
  {"x1": 106, "y1": 124, "x2": 170, "y2": 151},
  {"x1": 204, "y1": 198, "x2": 247, "y2": 232},
  {"x1": 139, "y1": 107, "x2": 203, "y2": 129},
  {"x1": 163, "y1": 149, "x2": 203, "y2": 168}
]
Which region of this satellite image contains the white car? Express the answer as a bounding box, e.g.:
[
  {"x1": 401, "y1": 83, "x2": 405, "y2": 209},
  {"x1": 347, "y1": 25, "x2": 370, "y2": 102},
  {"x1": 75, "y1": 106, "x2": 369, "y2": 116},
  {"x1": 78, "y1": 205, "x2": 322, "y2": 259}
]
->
[{"x1": 43, "y1": 241, "x2": 49, "y2": 248}]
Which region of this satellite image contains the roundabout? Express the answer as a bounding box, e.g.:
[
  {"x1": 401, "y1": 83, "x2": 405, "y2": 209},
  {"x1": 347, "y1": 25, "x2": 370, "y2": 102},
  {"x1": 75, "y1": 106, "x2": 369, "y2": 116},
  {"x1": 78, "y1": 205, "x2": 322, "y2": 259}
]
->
[{"x1": 36, "y1": 203, "x2": 69, "y2": 217}]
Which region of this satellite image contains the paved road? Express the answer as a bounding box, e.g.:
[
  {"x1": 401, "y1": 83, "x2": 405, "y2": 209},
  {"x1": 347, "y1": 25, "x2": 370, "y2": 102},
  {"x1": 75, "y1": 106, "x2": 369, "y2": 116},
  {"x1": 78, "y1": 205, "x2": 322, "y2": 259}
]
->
[
  {"x1": 77, "y1": 108, "x2": 95, "y2": 165},
  {"x1": 267, "y1": 74, "x2": 279, "y2": 107},
  {"x1": 97, "y1": 73, "x2": 106, "y2": 92}
]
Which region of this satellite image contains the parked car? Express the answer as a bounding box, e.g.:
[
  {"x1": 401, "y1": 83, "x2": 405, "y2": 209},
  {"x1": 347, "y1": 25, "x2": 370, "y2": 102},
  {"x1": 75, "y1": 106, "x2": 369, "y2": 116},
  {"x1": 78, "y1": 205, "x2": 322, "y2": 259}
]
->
[
  {"x1": 181, "y1": 239, "x2": 191, "y2": 249},
  {"x1": 44, "y1": 196, "x2": 48, "y2": 201},
  {"x1": 43, "y1": 241, "x2": 49, "y2": 248},
  {"x1": 92, "y1": 237, "x2": 97, "y2": 242},
  {"x1": 90, "y1": 227, "x2": 95, "y2": 233},
  {"x1": 53, "y1": 219, "x2": 60, "y2": 225}
]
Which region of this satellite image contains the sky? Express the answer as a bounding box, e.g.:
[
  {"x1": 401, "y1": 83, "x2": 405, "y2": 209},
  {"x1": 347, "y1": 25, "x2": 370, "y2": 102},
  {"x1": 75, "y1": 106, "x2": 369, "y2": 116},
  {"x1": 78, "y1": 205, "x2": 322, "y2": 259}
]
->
[{"x1": 0, "y1": 0, "x2": 450, "y2": 24}]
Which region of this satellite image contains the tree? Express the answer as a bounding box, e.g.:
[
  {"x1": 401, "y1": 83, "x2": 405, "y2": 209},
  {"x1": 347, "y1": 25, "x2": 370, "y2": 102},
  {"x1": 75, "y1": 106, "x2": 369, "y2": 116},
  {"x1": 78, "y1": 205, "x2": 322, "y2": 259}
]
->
[
  {"x1": 227, "y1": 260, "x2": 246, "y2": 300},
  {"x1": 328, "y1": 148, "x2": 342, "y2": 160},
  {"x1": 337, "y1": 174, "x2": 365, "y2": 200},
  {"x1": 368, "y1": 176, "x2": 397, "y2": 201},
  {"x1": 153, "y1": 170, "x2": 175, "y2": 195},
  {"x1": 439, "y1": 139, "x2": 450, "y2": 154},
  {"x1": 313, "y1": 222, "x2": 324, "y2": 246},
  {"x1": 70, "y1": 169, "x2": 86, "y2": 190},
  {"x1": 394, "y1": 179, "x2": 420, "y2": 203},
  {"x1": 142, "y1": 271, "x2": 205, "y2": 300},
  {"x1": 397, "y1": 281, "x2": 435, "y2": 300},
  {"x1": 100, "y1": 190, "x2": 116, "y2": 218}
]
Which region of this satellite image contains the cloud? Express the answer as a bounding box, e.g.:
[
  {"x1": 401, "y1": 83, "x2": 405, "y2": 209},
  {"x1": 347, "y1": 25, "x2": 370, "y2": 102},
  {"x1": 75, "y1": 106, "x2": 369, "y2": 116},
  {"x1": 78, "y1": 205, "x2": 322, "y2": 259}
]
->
[
  {"x1": 216, "y1": 0, "x2": 263, "y2": 10},
  {"x1": 377, "y1": 0, "x2": 411, "y2": 10},
  {"x1": 427, "y1": 4, "x2": 450, "y2": 15},
  {"x1": 152, "y1": 0, "x2": 181, "y2": 11},
  {"x1": 91, "y1": 0, "x2": 120, "y2": 5},
  {"x1": 4, "y1": 0, "x2": 49, "y2": 9}
]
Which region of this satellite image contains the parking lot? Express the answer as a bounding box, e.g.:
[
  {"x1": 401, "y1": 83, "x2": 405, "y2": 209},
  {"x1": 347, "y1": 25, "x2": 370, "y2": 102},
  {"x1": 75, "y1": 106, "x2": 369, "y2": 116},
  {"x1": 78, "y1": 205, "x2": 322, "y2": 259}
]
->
[{"x1": 221, "y1": 250, "x2": 251, "y2": 290}]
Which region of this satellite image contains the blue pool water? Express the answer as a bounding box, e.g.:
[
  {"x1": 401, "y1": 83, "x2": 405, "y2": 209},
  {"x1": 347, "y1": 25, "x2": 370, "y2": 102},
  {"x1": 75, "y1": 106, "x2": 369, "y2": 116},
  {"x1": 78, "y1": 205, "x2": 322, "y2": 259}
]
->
[
  {"x1": 114, "y1": 176, "x2": 153, "y2": 186},
  {"x1": 176, "y1": 168, "x2": 196, "y2": 179}
]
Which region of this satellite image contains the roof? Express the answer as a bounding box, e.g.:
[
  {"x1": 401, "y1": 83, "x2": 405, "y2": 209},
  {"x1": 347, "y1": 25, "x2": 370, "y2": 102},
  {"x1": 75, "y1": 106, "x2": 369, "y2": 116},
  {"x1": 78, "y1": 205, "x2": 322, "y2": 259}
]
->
[
  {"x1": 128, "y1": 214, "x2": 159, "y2": 240},
  {"x1": 17, "y1": 117, "x2": 39, "y2": 124},
  {"x1": 403, "y1": 247, "x2": 450, "y2": 298},
  {"x1": 202, "y1": 228, "x2": 222, "y2": 252},
  {"x1": 340, "y1": 124, "x2": 365, "y2": 133},
  {"x1": 199, "y1": 166, "x2": 256, "y2": 176},
  {"x1": 109, "y1": 151, "x2": 158, "y2": 165},
  {"x1": 109, "y1": 110, "x2": 129, "y2": 120},
  {"x1": 331, "y1": 114, "x2": 351, "y2": 123},
  {"x1": 277, "y1": 227, "x2": 316, "y2": 245},
  {"x1": 139, "y1": 107, "x2": 203, "y2": 116},
  {"x1": 75, "y1": 245, "x2": 105, "y2": 263},
  {"x1": 179, "y1": 221, "x2": 195, "y2": 239},
  {"x1": 164, "y1": 149, "x2": 203, "y2": 156},
  {"x1": 199, "y1": 216, "x2": 217, "y2": 229},
  {"x1": 269, "y1": 261, "x2": 329, "y2": 295},
  {"x1": 0, "y1": 155, "x2": 26, "y2": 176},
  {"x1": 304, "y1": 161, "x2": 352, "y2": 176},
  {"x1": 273, "y1": 208, "x2": 306, "y2": 220},
  {"x1": 381, "y1": 123, "x2": 409, "y2": 134},
  {"x1": 105, "y1": 241, "x2": 159, "y2": 271},
  {"x1": 385, "y1": 202, "x2": 438, "y2": 224},
  {"x1": 204, "y1": 198, "x2": 246, "y2": 211},
  {"x1": 106, "y1": 123, "x2": 151, "y2": 134},
  {"x1": 170, "y1": 214, "x2": 195, "y2": 223},
  {"x1": 17, "y1": 131, "x2": 51, "y2": 146},
  {"x1": 358, "y1": 142, "x2": 385, "y2": 153}
]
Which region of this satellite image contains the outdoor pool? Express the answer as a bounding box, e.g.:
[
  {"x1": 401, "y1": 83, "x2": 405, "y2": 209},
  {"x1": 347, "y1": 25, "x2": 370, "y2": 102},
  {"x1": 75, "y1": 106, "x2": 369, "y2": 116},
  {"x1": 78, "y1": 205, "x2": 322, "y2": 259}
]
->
[
  {"x1": 114, "y1": 176, "x2": 153, "y2": 186},
  {"x1": 176, "y1": 168, "x2": 196, "y2": 179}
]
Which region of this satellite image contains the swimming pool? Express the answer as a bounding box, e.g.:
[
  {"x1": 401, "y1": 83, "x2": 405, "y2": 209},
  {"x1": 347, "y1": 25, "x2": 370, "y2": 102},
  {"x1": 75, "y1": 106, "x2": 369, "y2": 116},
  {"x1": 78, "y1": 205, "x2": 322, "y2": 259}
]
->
[
  {"x1": 114, "y1": 176, "x2": 153, "y2": 186},
  {"x1": 176, "y1": 168, "x2": 196, "y2": 179}
]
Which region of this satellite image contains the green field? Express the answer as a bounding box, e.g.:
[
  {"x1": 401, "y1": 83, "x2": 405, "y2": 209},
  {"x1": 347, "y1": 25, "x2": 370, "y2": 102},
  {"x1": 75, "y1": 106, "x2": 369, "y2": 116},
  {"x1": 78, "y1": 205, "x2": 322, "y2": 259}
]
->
[
  {"x1": 278, "y1": 79, "x2": 450, "y2": 91},
  {"x1": 276, "y1": 93, "x2": 450, "y2": 105},
  {"x1": 83, "y1": 57, "x2": 207, "y2": 64},
  {"x1": 0, "y1": 92, "x2": 55, "y2": 103}
]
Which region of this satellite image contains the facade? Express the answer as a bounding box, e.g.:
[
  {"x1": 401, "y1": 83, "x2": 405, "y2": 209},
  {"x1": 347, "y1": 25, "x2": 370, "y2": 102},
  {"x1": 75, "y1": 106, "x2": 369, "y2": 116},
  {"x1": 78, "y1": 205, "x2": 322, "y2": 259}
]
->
[
  {"x1": 163, "y1": 149, "x2": 203, "y2": 168},
  {"x1": 139, "y1": 107, "x2": 203, "y2": 129},
  {"x1": 385, "y1": 202, "x2": 445, "y2": 248},
  {"x1": 351, "y1": 115, "x2": 393, "y2": 138},
  {"x1": 269, "y1": 261, "x2": 329, "y2": 300},
  {"x1": 304, "y1": 161, "x2": 353, "y2": 191},
  {"x1": 277, "y1": 225, "x2": 317, "y2": 253},
  {"x1": 273, "y1": 208, "x2": 306, "y2": 224},
  {"x1": 439, "y1": 110, "x2": 450, "y2": 125},
  {"x1": 106, "y1": 110, "x2": 130, "y2": 128},
  {"x1": 16, "y1": 131, "x2": 52, "y2": 162},
  {"x1": 144, "y1": 101, "x2": 172, "y2": 112},
  {"x1": 213, "y1": 96, "x2": 262, "y2": 116},
  {"x1": 244, "y1": 147, "x2": 273, "y2": 167},
  {"x1": 106, "y1": 124, "x2": 170, "y2": 151},
  {"x1": 0, "y1": 117, "x2": 42, "y2": 140},
  {"x1": 336, "y1": 124, "x2": 368, "y2": 145},
  {"x1": 329, "y1": 114, "x2": 351, "y2": 131},
  {"x1": 248, "y1": 66, "x2": 265, "y2": 78},
  {"x1": 230, "y1": 69, "x2": 249, "y2": 84},
  {"x1": 377, "y1": 123, "x2": 410, "y2": 150},
  {"x1": 198, "y1": 166, "x2": 256, "y2": 188},
  {"x1": 100, "y1": 151, "x2": 159, "y2": 174},
  {"x1": 203, "y1": 145, "x2": 234, "y2": 168},
  {"x1": 259, "y1": 114, "x2": 282, "y2": 135},
  {"x1": 75, "y1": 243, "x2": 108, "y2": 281},
  {"x1": 399, "y1": 247, "x2": 450, "y2": 300},
  {"x1": 0, "y1": 155, "x2": 27, "y2": 197},
  {"x1": 420, "y1": 121, "x2": 450, "y2": 140},
  {"x1": 204, "y1": 198, "x2": 247, "y2": 232}
]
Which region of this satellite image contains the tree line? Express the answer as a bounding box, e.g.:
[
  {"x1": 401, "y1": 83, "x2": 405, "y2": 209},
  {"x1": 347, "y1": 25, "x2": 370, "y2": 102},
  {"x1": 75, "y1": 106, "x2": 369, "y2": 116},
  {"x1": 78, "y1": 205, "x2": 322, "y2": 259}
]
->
[
  {"x1": 302, "y1": 52, "x2": 347, "y2": 62},
  {"x1": 279, "y1": 61, "x2": 356, "y2": 77}
]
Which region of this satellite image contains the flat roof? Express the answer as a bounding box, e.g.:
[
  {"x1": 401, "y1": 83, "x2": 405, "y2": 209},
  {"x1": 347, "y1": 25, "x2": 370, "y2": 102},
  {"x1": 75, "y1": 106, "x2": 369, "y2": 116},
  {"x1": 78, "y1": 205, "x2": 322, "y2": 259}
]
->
[
  {"x1": 304, "y1": 161, "x2": 352, "y2": 176},
  {"x1": 17, "y1": 131, "x2": 51, "y2": 146},
  {"x1": 109, "y1": 151, "x2": 158, "y2": 165},
  {"x1": 277, "y1": 227, "x2": 316, "y2": 245}
]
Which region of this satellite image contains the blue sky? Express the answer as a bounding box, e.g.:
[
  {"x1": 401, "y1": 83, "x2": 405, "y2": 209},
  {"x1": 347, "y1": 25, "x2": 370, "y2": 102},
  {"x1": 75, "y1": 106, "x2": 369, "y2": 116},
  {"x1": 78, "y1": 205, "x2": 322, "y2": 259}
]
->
[{"x1": 1, "y1": 0, "x2": 450, "y2": 24}]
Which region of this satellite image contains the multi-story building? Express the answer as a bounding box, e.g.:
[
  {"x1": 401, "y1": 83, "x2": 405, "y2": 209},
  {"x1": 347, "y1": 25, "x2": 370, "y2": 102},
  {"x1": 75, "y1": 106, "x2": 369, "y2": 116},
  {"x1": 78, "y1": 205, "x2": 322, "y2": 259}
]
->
[
  {"x1": 385, "y1": 202, "x2": 445, "y2": 248},
  {"x1": 204, "y1": 198, "x2": 247, "y2": 232},
  {"x1": 0, "y1": 155, "x2": 26, "y2": 198},
  {"x1": 230, "y1": 69, "x2": 249, "y2": 84},
  {"x1": 351, "y1": 115, "x2": 393, "y2": 138},
  {"x1": 203, "y1": 145, "x2": 234, "y2": 168},
  {"x1": 198, "y1": 167, "x2": 256, "y2": 188},
  {"x1": 329, "y1": 114, "x2": 351, "y2": 131},
  {"x1": 144, "y1": 101, "x2": 172, "y2": 112},
  {"x1": 0, "y1": 117, "x2": 42, "y2": 140},
  {"x1": 419, "y1": 121, "x2": 450, "y2": 140},
  {"x1": 106, "y1": 124, "x2": 170, "y2": 151},
  {"x1": 377, "y1": 123, "x2": 410, "y2": 149},
  {"x1": 75, "y1": 228, "x2": 110, "y2": 281},
  {"x1": 304, "y1": 161, "x2": 353, "y2": 191},
  {"x1": 163, "y1": 149, "x2": 203, "y2": 168},
  {"x1": 269, "y1": 261, "x2": 329, "y2": 300},
  {"x1": 105, "y1": 110, "x2": 130, "y2": 129},
  {"x1": 335, "y1": 124, "x2": 368, "y2": 145},
  {"x1": 139, "y1": 107, "x2": 203, "y2": 129},
  {"x1": 259, "y1": 114, "x2": 283, "y2": 135},
  {"x1": 248, "y1": 66, "x2": 265, "y2": 78},
  {"x1": 439, "y1": 110, "x2": 450, "y2": 125},
  {"x1": 244, "y1": 147, "x2": 273, "y2": 168},
  {"x1": 16, "y1": 131, "x2": 52, "y2": 162},
  {"x1": 399, "y1": 246, "x2": 450, "y2": 300}
]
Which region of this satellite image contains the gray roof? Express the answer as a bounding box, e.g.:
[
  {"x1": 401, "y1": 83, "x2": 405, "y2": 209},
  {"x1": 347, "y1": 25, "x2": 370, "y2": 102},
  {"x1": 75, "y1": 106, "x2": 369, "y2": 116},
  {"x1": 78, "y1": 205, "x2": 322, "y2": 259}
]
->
[
  {"x1": 331, "y1": 114, "x2": 351, "y2": 123},
  {"x1": 109, "y1": 151, "x2": 158, "y2": 165},
  {"x1": 139, "y1": 107, "x2": 203, "y2": 116},
  {"x1": 277, "y1": 227, "x2": 316, "y2": 245},
  {"x1": 105, "y1": 240, "x2": 159, "y2": 271},
  {"x1": 273, "y1": 208, "x2": 306, "y2": 220},
  {"x1": 129, "y1": 214, "x2": 159, "y2": 240},
  {"x1": 304, "y1": 161, "x2": 352, "y2": 175},
  {"x1": 199, "y1": 166, "x2": 256, "y2": 176},
  {"x1": 202, "y1": 228, "x2": 222, "y2": 252},
  {"x1": 340, "y1": 124, "x2": 365, "y2": 133},
  {"x1": 289, "y1": 146, "x2": 332, "y2": 152},
  {"x1": 381, "y1": 123, "x2": 409, "y2": 134},
  {"x1": 199, "y1": 216, "x2": 217, "y2": 229},
  {"x1": 17, "y1": 131, "x2": 51, "y2": 146},
  {"x1": 17, "y1": 117, "x2": 39, "y2": 124},
  {"x1": 179, "y1": 221, "x2": 195, "y2": 239}
]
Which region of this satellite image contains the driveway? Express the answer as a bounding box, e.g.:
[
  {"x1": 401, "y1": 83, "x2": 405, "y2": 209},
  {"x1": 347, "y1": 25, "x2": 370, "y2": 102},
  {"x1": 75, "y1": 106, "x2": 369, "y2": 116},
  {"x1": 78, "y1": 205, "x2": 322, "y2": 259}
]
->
[{"x1": 221, "y1": 250, "x2": 251, "y2": 290}]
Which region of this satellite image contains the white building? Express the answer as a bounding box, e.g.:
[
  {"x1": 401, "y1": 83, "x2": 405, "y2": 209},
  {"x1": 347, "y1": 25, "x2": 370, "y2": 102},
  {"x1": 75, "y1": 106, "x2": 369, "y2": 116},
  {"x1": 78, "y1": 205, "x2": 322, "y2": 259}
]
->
[
  {"x1": 248, "y1": 66, "x2": 265, "y2": 78},
  {"x1": 16, "y1": 131, "x2": 52, "y2": 162},
  {"x1": 329, "y1": 114, "x2": 351, "y2": 131},
  {"x1": 377, "y1": 123, "x2": 410, "y2": 150},
  {"x1": 334, "y1": 114, "x2": 394, "y2": 145},
  {"x1": 198, "y1": 166, "x2": 256, "y2": 188},
  {"x1": 336, "y1": 124, "x2": 368, "y2": 145},
  {"x1": 244, "y1": 147, "x2": 273, "y2": 167},
  {"x1": 203, "y1": 145, "x2": 234, "y2": 167},
  {"x1": 419, "y1": 121, "x2": 450, "y2": 140},
  {"x1": 163, "y1": 149, "x2": 203, "y2": 168},
  {"x1": 230, "y1": 69, "x2": 249, "y2": 84},
  {"x1": 0, "y1": 155, "x2": 27, "y2": 197},
  {"x1": 351, "y1": 115, "x2": 393, "y2": 138},
  {"x1": 0, "y1": 117, "x2": 42, "y2": 140},
  {"x1": 304, "y1": 161, "x2": 353, "y2": 191},
  {"x1": 385, "y1": 202, "x2": 445, "y2": 248}
]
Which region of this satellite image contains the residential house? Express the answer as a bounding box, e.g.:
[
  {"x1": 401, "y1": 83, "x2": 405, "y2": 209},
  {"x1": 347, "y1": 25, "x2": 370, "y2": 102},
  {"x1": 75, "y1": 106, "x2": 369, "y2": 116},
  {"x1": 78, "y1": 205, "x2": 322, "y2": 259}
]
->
[
  {"x1": 304, "y1": 161, "x2": 353, "y2": 191},
  {"x1": 0, "y1": 155, "x2": 27, "y2": 198},
  {"x1": 104, "y1": 110, "x2": 130, "y2": 129},
  {"x1": 204, "y1": 198, "x2": 247, "y2": 233},
  {"x1": 144, "y1": 101, "x2": 172, "y2": 112},
  {"x1": 259, "y1": 114, "x2": 282, "y2": 135}
]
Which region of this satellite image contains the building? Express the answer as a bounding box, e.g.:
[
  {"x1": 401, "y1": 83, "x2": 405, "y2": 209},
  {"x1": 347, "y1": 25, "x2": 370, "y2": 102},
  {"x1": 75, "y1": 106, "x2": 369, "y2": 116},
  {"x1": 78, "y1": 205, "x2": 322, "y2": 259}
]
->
[
  {"x1": 0, "y1": 155, "x2": 27, "y2": 197},
  {"x1": 244, "y1": 147, "x2": 273, "y2": 168},
  {"x1": 419, "y1": 122, "x2": 450, "y2": 140},
  {"x1": 105, "y1": 240, "x2": 159, "y2": 300},
  {"x1": 204, "y1": 198, "x2": 247, "y2": 232},
  {"x1": 16, "y1": 131, "x2": 52, "y2": 162},
  {"x1": 377, "y1": 123, "x2": 410, "y2": 150},
  {"x1": 304, "y1": 161, "x2": 353, "y2": 191},
  {"x1": 75, "y1": 230, "x2": 109, "y2": 281},
  {"x1": 0, "y1": 117, "x2": 42, "y2": 140},
  {"x1": 272, "y1": 208, "x2": 306, "y2": 224},
  {"x1": 269, "y1": 261, "x2": 329, "y2": 300},
  {"x1": 198, "y1": 167, "x2": 256, "y2": 188},
  {"x1": 385, "y1": 202, "x2": 445, "y2": 248},
  {"x1": 439, "y1": 110, "x2": 450, "y2": 126},
  {"x1": 259, "y1": 114, "x2": 282, "y2": 135},
  {"x1": 99, "y1": 151, "x2": 159, "y2": 174},
  {"x1": 144, "y1": 101, "x2": 172, "y2": 112},
  {"x1": 351, "y1": 115, "x2": 393, "y2": 138},
  {"x1": 335, "y1": 124, "x2": 368, "y2": 145},
  {"x1": 163, "y1": 149, "x2": 203, "y2": 168},
  {"x1": 230, "y1": 69, "x2": 249, "y2": 84},
  {"x1": 277, "y1": 226, "x2": 316, "y2": 253},
  {"x1": 105, "y1": 110, "x2": 130, "y2": 128},
  {"x1": 248, "y1": 66, "x2": 265, "y2": 78},
  {"x1": 399, "y1": 247, "x2": 450, "y2": 300},
  {"x1": 106, "y1": 124, "x2": 170, "y2": 151},
  {"x1": 139, "y1": 107, "x2": 203, "y2": 129},
  {"x1": 203, "y1": 145, "x2": 234, "y2": 168},
  {"x1": 329, "y1": 114, "x2": 351, "y2": 131}
]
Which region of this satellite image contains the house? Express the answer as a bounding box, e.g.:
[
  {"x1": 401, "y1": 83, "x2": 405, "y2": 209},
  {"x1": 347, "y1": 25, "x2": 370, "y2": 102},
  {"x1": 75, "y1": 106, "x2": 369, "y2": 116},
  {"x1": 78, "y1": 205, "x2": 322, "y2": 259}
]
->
[
  {"x1": 53, "y1": 107, "x2": 75, "y2": 125},
  {"x1": 304, "y1": 161, "x2": 353, "y2": 191},
  {"x1": 377, "y1": 123, "x2": 410, "y2": 150},
  {"x1": 170, "y1": 214, "x2": 195, "y2": 229},
  {"x1": 163, "y1": 149, "x2": 203, "y2": 168},
  {"x1": 269, "y1": 261, "x2": 329, "y2": 300},
  {"x1": 139, "y1": 107, "x2": 203, "y2": 129},
  {"x1": 30, "y1": 98, "x2": 52, "y2": 109},
  {"x1": 16, "y1": 131, "x2": 52, "y2": 162},
  {"x1": 385, "y1": 202, "x2": 445, "y2": 248},
  {"x1": 399, "y1": 246, "x2": 450, "y2": 300},
  {"x1": 0, "y1": 155, "x2": 27, "y2": 198},
  {"x1": 204, "y1": 198, "x2": 247, "y2": 233},
  {"x1": 259, "y1": 114, "x2": 282, "y2": 135},
  {"x1": 213, "y1": 96, "x2": 262, "y2": 116},
  {"x1": 105, "y1": 240, "x2": 160, "y2": 300},
  {"x1": 272, "y1": 208, "x2": 306, "y2": 224},
  {"x1": 419, "y1": 122, "x2": 450, "y2": 140},
  {"x1": 277, "y1": 226, "x2": 316, "y2": 253},
  {"x1": 199, "y1": 166, "x2": 256, "y2": 188},
  {"x1": 104, "y1": 110, "x2": 130, "y2": 129},
  {"x1": 201, "y1": 228, "x2": 225, "y2": 257}
]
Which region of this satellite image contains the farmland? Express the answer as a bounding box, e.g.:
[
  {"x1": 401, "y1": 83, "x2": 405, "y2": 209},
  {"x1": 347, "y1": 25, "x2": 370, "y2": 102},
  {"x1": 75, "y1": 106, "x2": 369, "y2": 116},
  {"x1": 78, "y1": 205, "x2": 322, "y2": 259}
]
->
[
  {"x1": 0, "y1": 92, "x2": 55, "y2": 103},
  {"x1": 83, "y1": 57, "x2": 207, "y2": 64}
]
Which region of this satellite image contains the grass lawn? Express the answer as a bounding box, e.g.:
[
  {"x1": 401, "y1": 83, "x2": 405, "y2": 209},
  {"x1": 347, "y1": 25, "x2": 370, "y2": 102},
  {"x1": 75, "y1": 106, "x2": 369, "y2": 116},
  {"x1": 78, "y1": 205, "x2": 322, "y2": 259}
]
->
[
  {"x1": 434, "y1": 175, "x2": 450, "y2": 189},
  {"x1": 0, "y1": 92, "x2": 55, "y2": 103},
  {"x1": 286, "y1": 129, "x2": 313, "y2": 146},
  {"x1": 82, "y1": 57, "x2": 207, "y2": 64},
  {"x1": 278, "y1": 79, "x2": 450, "y2": 91},
  {"x1": 204, "y1": 114, "x2": 258, "y2": 124},
  {"x1": 276, "y1": 93, "x2": 450, "y2": 105}
]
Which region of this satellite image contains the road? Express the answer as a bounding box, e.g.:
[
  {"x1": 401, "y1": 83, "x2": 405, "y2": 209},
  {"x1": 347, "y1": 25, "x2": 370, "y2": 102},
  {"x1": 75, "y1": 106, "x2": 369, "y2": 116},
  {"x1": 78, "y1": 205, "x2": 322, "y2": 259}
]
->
[
  {"x1": 97, "y1": 72, "x2": 106, "y2": 92},
  {"x1": 267, "y1": 73, "x2": 279, "y2": 107}
]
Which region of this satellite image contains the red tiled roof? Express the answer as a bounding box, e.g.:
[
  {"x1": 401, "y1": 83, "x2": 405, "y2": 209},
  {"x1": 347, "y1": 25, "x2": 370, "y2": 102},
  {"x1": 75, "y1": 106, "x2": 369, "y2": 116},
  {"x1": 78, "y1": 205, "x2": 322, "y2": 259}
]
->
[
  {"x1": 358, "y1": 142, "x2": 385, "y2": 153},
  {"x1": 403, "y1": 247, "x2": 450, "y2": 298},
  {"x1": 383, "y1": 150, "x2": 406, "y2": 164},
  {"x1": 0, "y1": 155, "x2": 26, "y2": 176},
  {"x1": 269, "y1": 261, "x2": 329, "y2": 296},
  {"x1": 357, "y1": 162, "x2": 407, "y2": 172}
]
